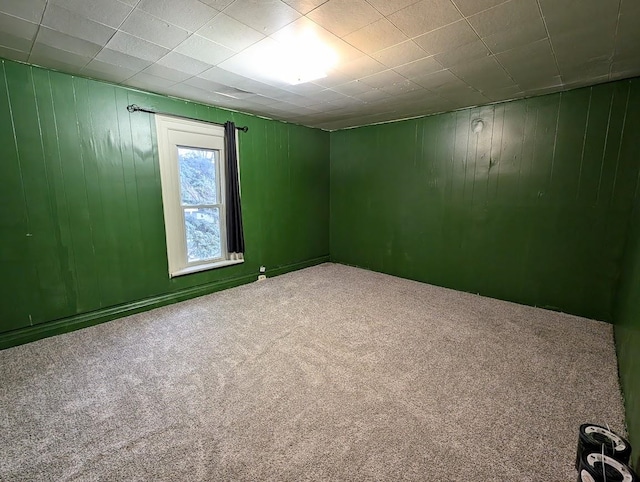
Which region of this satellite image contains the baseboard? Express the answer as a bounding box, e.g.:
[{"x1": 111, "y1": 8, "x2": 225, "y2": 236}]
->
[{"x1": 0, "y1": 255, "x2": 329, "y2": 351}]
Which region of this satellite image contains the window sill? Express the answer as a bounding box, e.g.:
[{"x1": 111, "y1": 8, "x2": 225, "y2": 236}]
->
[{"x1": 170, "y1": 258, "x2": 244, "y2": 278}]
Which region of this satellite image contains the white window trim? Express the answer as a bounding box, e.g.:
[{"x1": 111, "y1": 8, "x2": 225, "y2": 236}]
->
[{"x1": 155, "y1": 114, "x2": 244, "y2": 277}]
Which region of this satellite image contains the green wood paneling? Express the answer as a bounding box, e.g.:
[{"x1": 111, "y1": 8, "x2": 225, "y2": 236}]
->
[
  {"x1": 0, "y1": 59, "x2": 330, "y2": 342},
  {"x1": 330, "y1": 79, "x2": 640, "y2": 322},
  {"x1": 614, "y1": 79, "x2": 640, "y2": 470}
]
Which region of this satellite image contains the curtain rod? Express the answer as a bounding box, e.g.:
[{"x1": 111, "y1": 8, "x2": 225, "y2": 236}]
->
[{"x1": 126, "y1": 104, "x2": 249, "y2": 132}]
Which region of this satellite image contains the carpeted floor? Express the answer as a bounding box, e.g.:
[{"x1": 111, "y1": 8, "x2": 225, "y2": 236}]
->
[{"x1": 0, "y1": 263, "x2": 626, "y2": 481}]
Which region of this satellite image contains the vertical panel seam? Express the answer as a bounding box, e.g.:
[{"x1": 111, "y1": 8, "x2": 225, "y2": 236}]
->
[
  {"x1": 610, "y1": 81, "x2": 631, "y2": 204},
  {"x1": 597, "y1": 91, "x2": 617, "y2": 204},
  {"x1": 577, "y1": 88, "x2": 593, "y2": 200},
  {"x1": 4, "y1": 62, "x2": 33, "y2": 324},
  {"x1": 548, "y1": 93, "x2": 562, "y2": 185}
]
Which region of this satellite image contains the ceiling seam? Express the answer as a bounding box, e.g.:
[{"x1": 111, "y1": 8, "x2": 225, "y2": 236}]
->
[
  {"x1": 27, "y1": 0, "x2": 50, "y2": 64},
  {"x1": 89, "y1": 0, "x2": 144, "y2": 82},
  {"x1": 609, "y1": 0, "x2": 623, "y2": 81},
  {"x1": 447, "y1": 0, "x2": 519, "y2": 97},
  {"x1": 534, "y1": 0, "x2": 563, "y2": 86}
]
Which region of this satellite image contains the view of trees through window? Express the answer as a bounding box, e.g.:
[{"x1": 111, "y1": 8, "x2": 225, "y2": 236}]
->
[{"x1": 178, "y1": 147, "x2": 222, "y2": 262}]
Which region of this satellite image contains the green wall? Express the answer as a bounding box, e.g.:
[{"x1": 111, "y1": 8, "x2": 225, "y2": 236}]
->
[
  {"x1": 0, "y1": 59, "x2": 330, "y2": 349},
  {"x1": 331, "y1": 79, "x2": 640, "y2": 322},
  {"x1": 615, "y1": 200, "x2": 640, "y2": 469}
]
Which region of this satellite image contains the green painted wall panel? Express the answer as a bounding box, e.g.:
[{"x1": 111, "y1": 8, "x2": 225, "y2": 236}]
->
[
  {"x1": 330, "y1": 79, "x2": 640, "y2": 322},
  {"x1": 0, "y1": 59, "x2": 329, "y2": 341},
  {"x1": 0, "y1": 62, "x2": 33, "y2": 331},
  {"x1": 614, "y1": 78, "x2": 640, "y2": 469},
  {"x1": 615, "y1": 201, "x2": 640, "y2": 469}
]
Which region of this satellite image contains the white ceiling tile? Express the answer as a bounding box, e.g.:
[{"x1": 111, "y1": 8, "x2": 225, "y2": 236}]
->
[
  {"x1": 615, "y1": 23, "x2": 640, "y2": 62},
  {"x1": 0, "y1": 45, "x2": 29, "y2": 61},
  {"x1": 280, "y1": 81, "x2": 326, "y2": 95},
  {"x1": 50, "y1": 0, "x2": 133, "y2": 28},
  {"x1": 364, "y1": 0, "x2": 421, "y2": 17},
  {"x1": 198, "y1": 66, "x2": 252, "y2": 86},
  {"x1": 120, "y1": 9, "x2": 190, "y2": 50},
  {"x1": 137, "y1": 0, "x2": 218, "y2": 32},
  {"x1": 496, "y1": 39, "x2": 558, "y2": 79},
  {"x1": 35, "y1": 27, "x2": 102, "y2": 58},
  {"x1": 197, "y1": 0, "x2": 236, "y2": 9},
  {"x1": 331, "y1": 79, "x2": 373, "y2": 96},
  {"x1": 0, "y1": 0, "x2": 47, "y2": 23},
  {"x1": 388, "y1": 0, "x2": 462, "y2": 38},
  {"x1": 467, "y1": 0, "x2": 541, "y2": 38},
  {"x1": 560, "y1": 62, "x2": 611, "y2": 84},
  {"x1": 174, "y1": 35, "x2": 236, "y2": 65},
  {"x1": 610, "y1": 56, "x2": 640, "y2": 79},
  {"x1": 123, "y1": 72, "x2": 176, "y2": 90},
  {"x1": 0, "y1": 12, "x2": 38, "y2": 41},
  {"x1": 216, "y1": 37, "x2": 283, "y2": 84},
  {"x1": 451, "y1": 0, "x2": 509, "y2": 17},
  {"x1": 413, "y1": 20, "x2": 479, "y2": 56},
  {"x1": 344, "y1": 18, "x2": 407, "y2": 55},
  {"x1": 311, "y1": 70, "x2": 356, "y2": 88},
  {"x1": 30, "y1": 43, "x2": 92, "y2": 70},
  {"x1": 106, "y1": 31, "x2": 169, "y2": 63},
  {"x1": 197, "y1": 13, "x2": 265, "y2": 52},
  {"x1": 95, "y1": 48, "x2": 153, "y2": 71},
  {"x1": 360, "y1": 69, "x2": 406, "y2": 88},
  {"x1": 516, "y1": 75, "x2": 562, "y2": 90},
  {"x1": 183, "y1": 76, "x2": 227, "y2": 92},
  {"x1": 309, "y1": 88, "x2": 351, "y2": 103},
  {"x1": 307, "y1": 0, "x2": 381, "y2": 37},
  {"x1": 379, "y1": 79, "x2": 422, "y2": 96},
  {"x1": 371, "y1": 40, "x2": 428, "y2": 68},
  {"x1": 224, "y1": 0, "x2": 301, "y2": 35},
  {"x1": 519, "y1": 84, "x2": 563, "y2": 96},
  {"x1": 449, "y1": 56, "x2": 514, "y2": 91},
  {"x1": 42, "y1": 4, "x2": 116, "y2": 46},
  {"x1": 337, "y1": 55, "x2": 386, "y2": 78},
  {"x1": 410, "y1": 69, "x2": 464, "y2": 90},
  {"x1": 245, "y1": 94, "x2": 280, "y2": 105},
  {"x1": 435, "y1": 39, "x2": 490, "y2": 68},
  {"x1": 551, "y1": 27, "x2": 615, "y2": 69},
  {"x1": 28, "y1": 54, "x2": 86, "y2": 74},
  {"x1": 82, "y1": 59, "x2": 138, "y2": 82},
  {"x1": 539, "y1": 0, "x2": 618, "y2": 36},
  {"x1": 270, "y1": 17, "x2": 363, "y2": 65},
  {"x1": 439, "y1": 87, "x2": 489, "y2": 106},
  {"x1": 393, "y1": 56, "x2": 443, "y2": 78},
  {"x1": 481, "y1": 16, "x2": 546, "y2": 54},
  {"x1": 142, "y1": 63, "x2": 192, "y2": 82},
  {"x1": 0, "y1": 31, "x2": 32, "y2": 53},
  {"x1": 156, "y1": 52, "x2": 212, "y2": 75},
  {"x1": 281, "y1": 0, "x2": 328, "y2": 15},
  {"x1": 481, "y1": 84, "x2": 522, "y2": 101},
  {"x1": 355, "y1": 88, "x2": 392, "y2": 103}
]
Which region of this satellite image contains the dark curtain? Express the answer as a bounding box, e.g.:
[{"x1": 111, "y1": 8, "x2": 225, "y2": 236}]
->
[{"x1": 224, "y1": 122, "x2": 245, "y2": 253}]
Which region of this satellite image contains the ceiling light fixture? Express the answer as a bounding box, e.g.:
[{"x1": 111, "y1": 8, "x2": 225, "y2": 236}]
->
[{"x1": 266, "y1": 30, "x2": 338, "y2": 85}]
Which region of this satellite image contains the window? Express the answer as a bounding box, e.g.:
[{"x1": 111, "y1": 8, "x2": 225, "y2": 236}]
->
[{"x1": 156, "y1": 115, "x2": 243, "y2": 277}]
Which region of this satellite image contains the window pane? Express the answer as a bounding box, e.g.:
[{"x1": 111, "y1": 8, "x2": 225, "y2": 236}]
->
[
  {"x1": 184, "y1": 207, "x2": 221, "y2": 262},
  {"x1": 178, "y1": 147, "x2": 218, "y2": 205}
]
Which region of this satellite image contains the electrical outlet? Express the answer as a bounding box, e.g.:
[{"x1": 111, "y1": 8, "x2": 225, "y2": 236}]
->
[{"x1": 258, "y1": 274, "x2": 266, "y2": 281}]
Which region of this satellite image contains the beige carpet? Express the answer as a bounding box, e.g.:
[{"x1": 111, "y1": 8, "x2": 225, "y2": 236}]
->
[{"x1": 0, "y1": 263, "x2": 626, "y2": 481}]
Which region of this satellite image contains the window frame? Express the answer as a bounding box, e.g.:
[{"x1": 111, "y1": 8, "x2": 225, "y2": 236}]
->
[{"x1": 155, "y1": 115, "x2": 243, "y2": 277}]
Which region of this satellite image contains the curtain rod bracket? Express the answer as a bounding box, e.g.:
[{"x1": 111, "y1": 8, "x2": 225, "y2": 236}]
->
[{"x1": 126, "y1": 104, "x2": 249, "y2": 132}]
